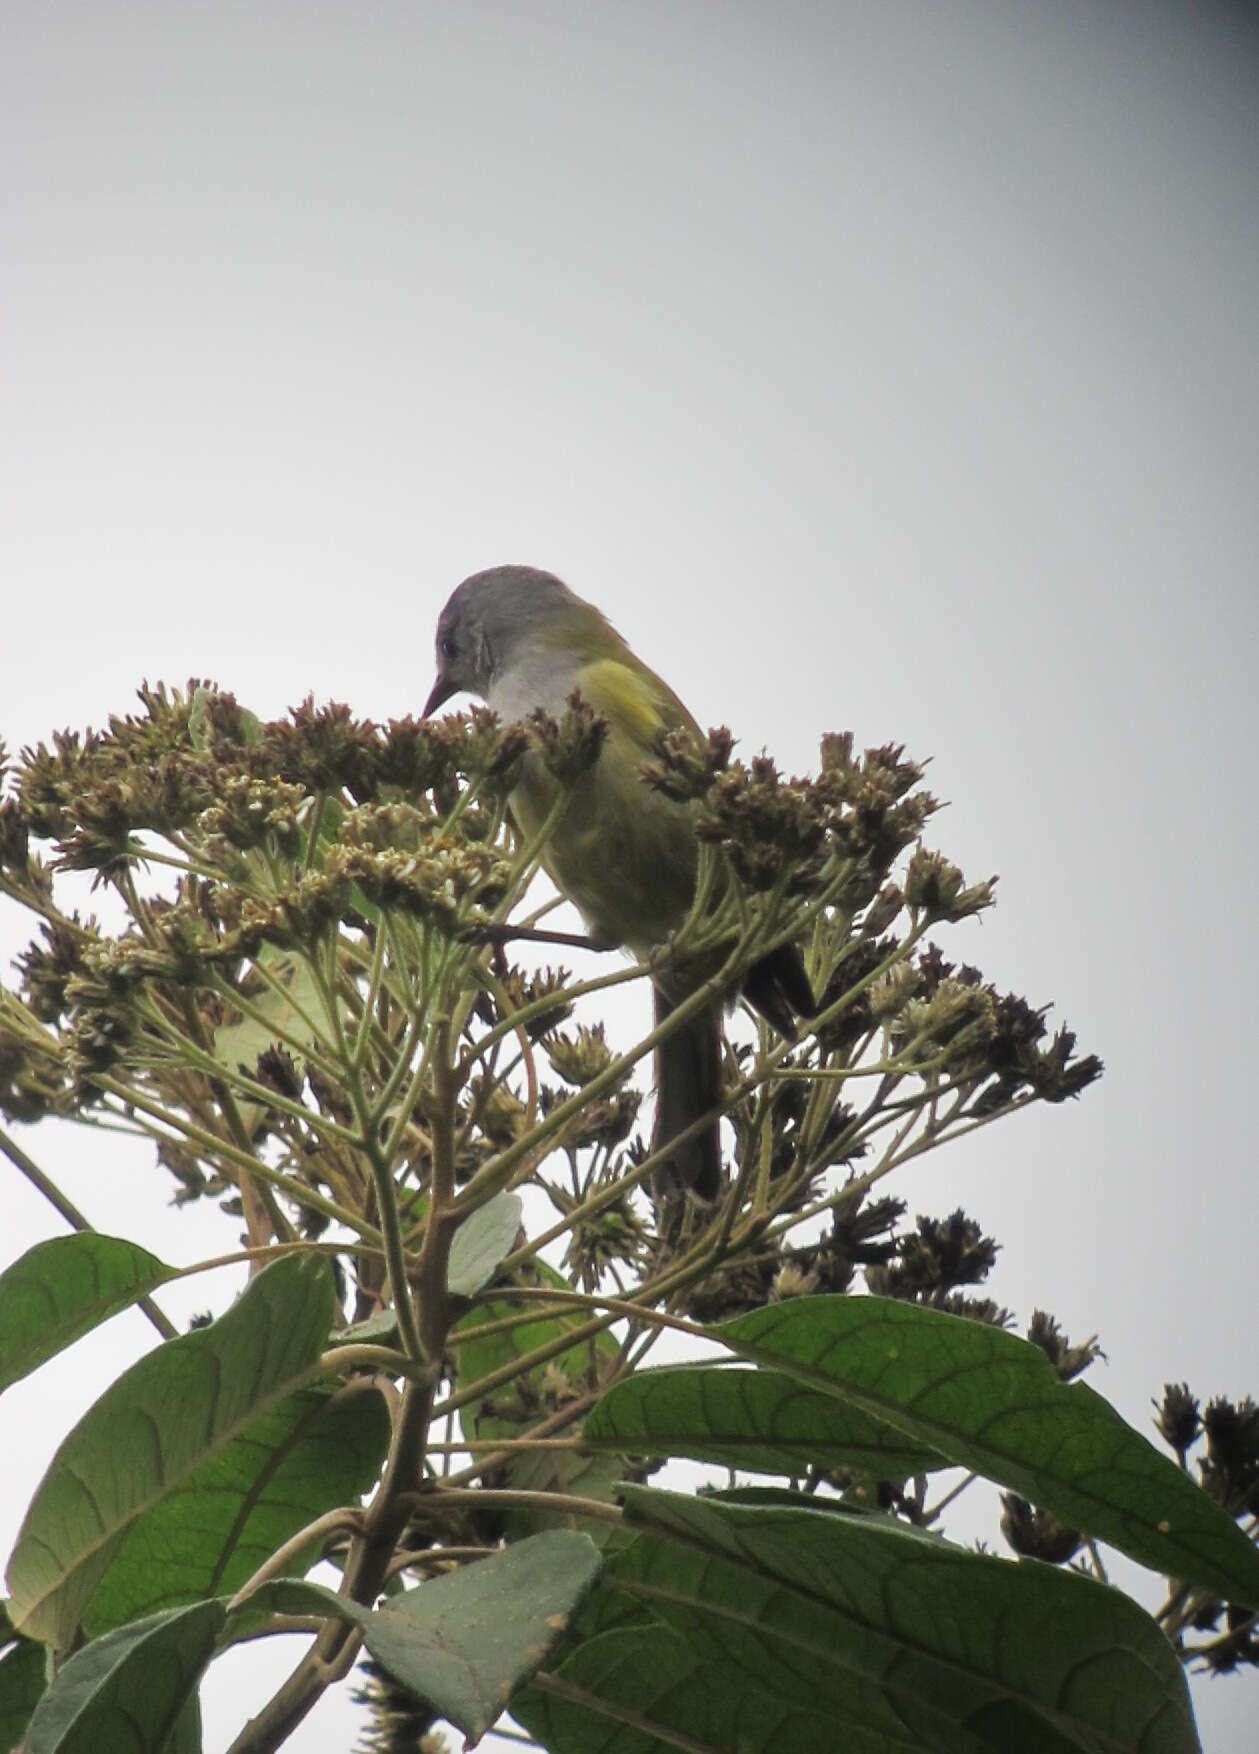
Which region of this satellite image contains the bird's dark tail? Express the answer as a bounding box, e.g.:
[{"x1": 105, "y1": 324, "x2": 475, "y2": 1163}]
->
[
  {"x1": 652, "y1": 984, "x2": 723, "y2": 1201},
  {"x1": 742, "y1": 943, "x2": 814, "y2": 1039}
]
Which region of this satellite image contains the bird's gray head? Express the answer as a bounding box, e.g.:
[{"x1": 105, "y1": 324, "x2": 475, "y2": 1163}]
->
[{"x1": 423, "y1": 565, "x2": 592, "y2": 716}]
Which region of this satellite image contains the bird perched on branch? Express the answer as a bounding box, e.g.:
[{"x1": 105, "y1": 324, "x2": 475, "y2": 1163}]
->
[{"x1": 423, "y1": 565, "x2": 811, "y2": 1198}]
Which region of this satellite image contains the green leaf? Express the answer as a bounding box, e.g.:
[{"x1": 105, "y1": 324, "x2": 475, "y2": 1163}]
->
[
  {"x1": 82, "y1": 1384, "x2": 391, "y2": 1635},
  {"x1": 248, "y1": 1535, "x2": 603, "y2": 1744},
  {"x1": 719, "y1": 1295, "x2": 1259, "y2": 1609},
  {"x1": 328, "y1": 1307, "x2": 401, "y2": 1351},
  {"x1": 517, "y1": 1487, "x2": 1200, "y2": 1754},
  {"x1": 0, "y1": 1235, "x2": 176, "y2": 1395},
  {"x1": 448, "y1": 1192, "x2": 523, "y2": 1298},
  {"x1": 234, "y1": 1575, "x2": 366, "y2": 1626},
  {"x1": 585, "y1": 1363, "x2": 944, "y2": 1479},
  {"x1": 364, "y1": 1532, "x2": 601, "y2": 1745},
  {"x1": 6, "y1": 1253, "x2": 335, "y2": 1649},
  {"x1": 22, "y1": 1601, "x2": 223, "y2": 1754},
  {"x1": 512, "y1": 1626, "x2": 849, "y2": 1754},
  {"x1": 0, "y1": 1632, "x2": 46, "y2": 1751},
  {"x1": 164, "y1": 1695, "x2": 203, "y2": 1754}
]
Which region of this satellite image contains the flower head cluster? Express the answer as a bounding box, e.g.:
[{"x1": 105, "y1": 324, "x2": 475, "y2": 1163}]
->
[
  {"x1": 0, "y1": 686, "x2": 542, "y2": 1154},
  {"x1": 0, "y1": 684, "x2": 1104, "y2": 1345},
  {"x1": 527, "y1": 693, "x2": 608, "y2": 785}
]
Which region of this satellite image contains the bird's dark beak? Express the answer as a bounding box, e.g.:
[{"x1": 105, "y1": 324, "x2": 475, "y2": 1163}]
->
[{"x1": 422, "y1": 674, "x2": 457, "y2": 719}]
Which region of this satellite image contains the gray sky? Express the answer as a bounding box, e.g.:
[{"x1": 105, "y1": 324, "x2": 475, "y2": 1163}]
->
[{"x1": 3, "y1": 3, "x2": 1258, "y2": 1748}]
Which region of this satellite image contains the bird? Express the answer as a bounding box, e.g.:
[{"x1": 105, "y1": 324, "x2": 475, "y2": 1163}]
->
[{"x1": 422, "y1": 564, "x2": 811, "y2": 1199}]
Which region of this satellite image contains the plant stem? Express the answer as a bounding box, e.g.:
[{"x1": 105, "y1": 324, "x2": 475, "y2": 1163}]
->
[{"x1": 414, "y1": 1016, "x2": 459, "y2": 1363}]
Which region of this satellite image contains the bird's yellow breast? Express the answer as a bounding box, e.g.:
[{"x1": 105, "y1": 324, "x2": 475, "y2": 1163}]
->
[{"x1": 510, "y1": 653, "x2": 700, "y2": 952}]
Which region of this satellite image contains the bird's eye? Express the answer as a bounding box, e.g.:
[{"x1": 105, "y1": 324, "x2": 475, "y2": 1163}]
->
[{"x1": 439, "y1": 634, "x2": 457, "y2": 661}]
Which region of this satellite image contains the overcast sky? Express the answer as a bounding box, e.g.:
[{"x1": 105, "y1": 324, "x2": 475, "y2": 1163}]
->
[{"x1": 3, "y1": 3, "x2": 1258, "y2": 1749}]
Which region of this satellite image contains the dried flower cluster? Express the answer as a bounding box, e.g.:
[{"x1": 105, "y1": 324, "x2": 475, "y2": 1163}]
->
[
  {"x1": 1153, "y1": 1383, "x2": 1259, "y2": 1672},
  {"x1": 0, "y1": 681, "x2": 1107, "y2": 1343}
]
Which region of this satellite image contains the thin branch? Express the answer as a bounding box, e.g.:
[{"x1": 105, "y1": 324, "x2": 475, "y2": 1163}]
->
[
  {"x1": 227, "y1": 1508, "x2": 364, "y2": 1610},
  {"x1": 0, "y1": 1126, "x2": 178, "y2": 1341},
  {"x1": 406, "y1": 1486, "x2": 624, "y2": 1528}
]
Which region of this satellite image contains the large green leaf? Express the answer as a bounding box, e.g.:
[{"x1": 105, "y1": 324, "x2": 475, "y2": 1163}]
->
[
  {"x1": 518, "y1": 1487, "x2": 1201, "y2": 1754},
  {"x1": 6, "y1": 1252, "x2": 335, "y2": 1649},
  {"x1": 719, "y1": 1295, "x2": 1259, "y2": 1608},
  {"x1": 512, "y1": 1626, "x2": 864, "y2": 1754},
  {"x1": 82, "y1": 1383, "x2": 390, "y2": 1635},
  {"x1": 0, "y1": 1630, "x2": 45, "y2": 1751},
  {"x1": 585, "y1": 1362, "x2": 944, "y2": 1479},
  {"x1": 366, "y1": 1532, "x2": 601, "y2": 1744},
  {"x1": 0, "y1": 1235, "x2": 176, "y2": 1394},
  {"x1": 22, "y1": 1601, "x2": 223, "y2": 1754},
  {"x1": 250, "y1": 1531, "x2": 602, "y2": 1745}
]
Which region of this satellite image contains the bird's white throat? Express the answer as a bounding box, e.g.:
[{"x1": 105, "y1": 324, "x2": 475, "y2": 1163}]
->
[{"x1": 485, "y1": 644, "x2": 582, "y2": 723}]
